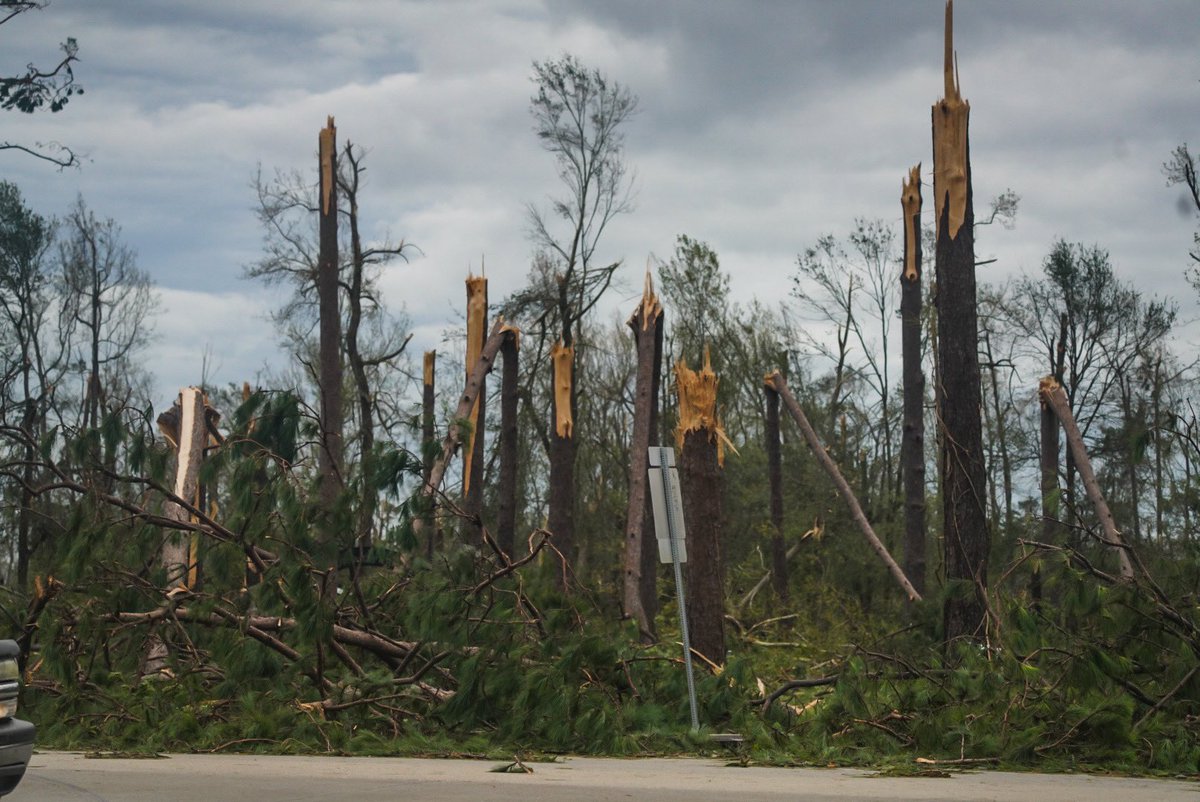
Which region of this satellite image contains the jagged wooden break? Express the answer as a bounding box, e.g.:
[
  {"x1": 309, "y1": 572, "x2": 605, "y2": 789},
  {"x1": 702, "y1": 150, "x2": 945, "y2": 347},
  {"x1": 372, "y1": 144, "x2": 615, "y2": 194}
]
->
[
  {"x1": 900, "y1": 164, "x2": 926, "y2": 597},
  {"x1": 549, "y1": 337, "x2": 576, "y2": 577},
  {"x1": 316, "y1": 117, "x2": 344, "y2": 521},
  {"x1": 933, "y1": 1, "x2": 989, "y2": 642},
  {"x1": 464, "y1": 273, "x2": 488, "y2": 521},
  {"x1": 763, "y1": 375, "x2": 786, "y2": 602},
  {"x1": 675, "y1": 348, "x2": 726, "y2": 665},
  {"x1": 623, "y1": 271, "x2": 663, "y2": 642}
]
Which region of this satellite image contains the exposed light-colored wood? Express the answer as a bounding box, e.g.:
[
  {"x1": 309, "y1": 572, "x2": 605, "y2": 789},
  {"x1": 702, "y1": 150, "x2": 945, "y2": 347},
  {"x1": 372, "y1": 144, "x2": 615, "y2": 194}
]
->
[
  {"x1": 463, "y1": 273, "x2": 488, "y2": 494},
  {"x1": 675, "y1": 347, "x2": 727, "y2": 465},
  {"x1": 551, "y1": 340, "x2": 574, "y2": 438},
  {"x1": 423, "y1": 350, "x2": 435, "y2": 387},
  {"x1": 933, "y1": 1, "x2": 969, "y2": 241},
  {"x1": 319, "y1": 117, "x2": 336, "y2": 215},
  {"x1": 902, "y1": 163, "x2": 922, "y2": 281},
  {"x1": 629, "y1": 267, "x2": 662, "y2": 332}
]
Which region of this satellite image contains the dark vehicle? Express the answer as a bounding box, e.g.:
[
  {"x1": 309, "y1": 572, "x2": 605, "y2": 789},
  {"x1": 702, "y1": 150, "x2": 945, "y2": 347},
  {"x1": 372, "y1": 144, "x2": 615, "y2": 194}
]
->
[{"x1": 0, "y1": 641, "x2": 33, "y2": 796}]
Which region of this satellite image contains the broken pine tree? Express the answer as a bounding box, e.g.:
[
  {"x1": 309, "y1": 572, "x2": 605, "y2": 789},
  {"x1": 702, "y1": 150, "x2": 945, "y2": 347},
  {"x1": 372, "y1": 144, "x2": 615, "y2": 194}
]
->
[
  {"x1": 900, "y1": 163, "x2": 927, "y2": 598},
  {"x1": 463, "y1": 272, "x2": 488, "y2": 524}
]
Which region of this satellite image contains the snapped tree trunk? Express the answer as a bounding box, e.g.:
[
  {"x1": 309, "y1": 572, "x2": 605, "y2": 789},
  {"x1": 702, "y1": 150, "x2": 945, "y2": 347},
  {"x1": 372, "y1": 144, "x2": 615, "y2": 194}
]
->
[
  {"x1": 548, "y1": 340, "x2": 576, "y2": 579},
  {"x1": 768, "y1": 371, "x2": 922, "y2": 602},
  {"x1": 763, "y1": 381, "x2": 787, "y2": 602},
  {"x1": 900, "y1": 163, "x2": 927, "y2": 598},
  {"x1": 316, "y1": 117, "x2": 344, "y2": 522},
  {"x1": 464, "y1": 274, "x2": 488, "y2": 523},
  {"x1": 1039, "y1": 377, "x2": 1135, "y2": 581},
  {"x1": 933, "y1": 2, "x2": 990, "y2": 642},
  {"x1": 676, "y1": 350, "x2": 726, "y2": 666},
  {"x1": 497, "y1": 328, "x2": 520, "y2": 559},
  {"x1": 623, "y1": 274, "x2": 663, "y2": 642}
]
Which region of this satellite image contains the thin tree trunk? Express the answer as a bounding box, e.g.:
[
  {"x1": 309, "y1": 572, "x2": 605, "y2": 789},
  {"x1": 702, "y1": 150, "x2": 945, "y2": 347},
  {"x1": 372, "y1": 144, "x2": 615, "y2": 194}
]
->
[
  {"x1": 764, "y1": 382, "x2": 787, "y2": 602},
  {"x1": 933, "y1": 2, "x2": 989, "y2": 642},
  {"x1": 1039, "y1": 377, "x2": 1135, "y2": 581},
  {"x1": 900, "y1": 164, "x2": 927, "y2": 597},
  {"x1": 1035, "y1": 376, "x2": 1059, "y2": 607},
  {"x1": 768, "y1": 371, "x2": 922, "y2": 602},
  {"x1": 497, "y1": 329, "x2": 520, "y2": 559},
  {"x1": 422, "y1": 351, "x2": 436, "y2": 559},
  {"x1": 676, "y1": 350, "x2": 726, "y2": 666},
  {"x1": 623, "y1": 276, "x2": 663, "y2": 641},
  {"x1": 316, "y1": 117, "x2": 344, "y2": 519}
]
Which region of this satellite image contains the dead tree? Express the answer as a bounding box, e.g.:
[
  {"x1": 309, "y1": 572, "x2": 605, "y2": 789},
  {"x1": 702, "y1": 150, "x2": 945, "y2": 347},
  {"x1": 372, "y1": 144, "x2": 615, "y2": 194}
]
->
[
  {"x1": 767, "y1": 371, "x2": 922, "y2": 602},
  {"x1": 1034, "y1": 313, "x2": 1067, "y2": 604},
  {"x1": 675, "y1": 349, "x2": 727, "y2": 666},
  {"x1": 623, "y1": 272, "x2": 663, "y2": 642},
  {"x1": 316, "y1": 117, "x2": 344, "y2": 520},
  {"x1": 933, "y1": 2, "x2": 990, "y2": 641},
  {"x1": 497, "y1": 326, "x2": 520, "y2": 559},
  {"x1": 464, "y1": 273, "x2": 487, "y2": 522},
  {"x1": 1039, "y1": 377, "x2": 1135, "y2": 581},
  {"x1": 763, "y1": 378, "x2": 787, "y2": 602},
  {"x1": 900, "y1": 164, "x2": 927, "y2": 598}
]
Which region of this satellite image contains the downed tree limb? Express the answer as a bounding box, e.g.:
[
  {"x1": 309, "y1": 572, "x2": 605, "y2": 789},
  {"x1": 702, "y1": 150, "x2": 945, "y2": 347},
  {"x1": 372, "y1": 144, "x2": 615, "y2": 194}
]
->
[
  {"x1": 766, "y1": 371, "x2": 922, "y2": 602},
  {"x1": 736, "y1": 523, "x2": 820, "y2": 613},
  {"x1": 1038, "y1": 377, "x2": 1135, "y2": 581},
  {"x1": 761, "y1": 675, "x2": 840, "y2": 714}
]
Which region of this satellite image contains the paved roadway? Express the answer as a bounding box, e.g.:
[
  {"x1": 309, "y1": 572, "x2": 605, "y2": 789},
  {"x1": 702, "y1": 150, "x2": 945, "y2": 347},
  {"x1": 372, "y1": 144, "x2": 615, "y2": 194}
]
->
[{"x1": 16, "y1": 751, "x2": 1200, "y2": 801}]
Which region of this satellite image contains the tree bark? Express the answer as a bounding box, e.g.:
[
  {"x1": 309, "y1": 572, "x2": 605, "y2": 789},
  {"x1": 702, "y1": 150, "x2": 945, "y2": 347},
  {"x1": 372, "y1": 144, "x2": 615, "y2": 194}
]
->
[
  {"x1": 764, "y1": 382, "x2": 787, "y2": 602},
  {"x1": 623, "y1": 276, "x2": 663, "y2": 641},
  {"x1": 933, "y1": 2, "x2": 989, "y2": 642},
  {"x1": 768, "y1": 371, "x2": 922, "y2": 602},
  {"x1": 422, "y1": 350, "x2": 437, "y2": 559},
  {"x1": 676, "y1": 351, "x2": 726, "y2": 665},
  {"x1": 316, "y1": 117, "x2": 344, "y2": 521},
  {"x1": 1039, "y1": 377, "x2": 1135, "y2": 581},
  {"x1": 497, "y1": 329, "x2": 520, "y2": 559},
  {"x1": 900, "y1": 164, "x2": 927, "y2": 598}
]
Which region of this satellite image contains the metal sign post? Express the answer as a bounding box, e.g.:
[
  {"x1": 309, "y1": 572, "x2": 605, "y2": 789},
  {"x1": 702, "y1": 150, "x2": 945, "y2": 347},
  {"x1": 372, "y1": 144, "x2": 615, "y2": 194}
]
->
[{"x1": 648, "y1": 446, "x2": 699, "y2": 732}]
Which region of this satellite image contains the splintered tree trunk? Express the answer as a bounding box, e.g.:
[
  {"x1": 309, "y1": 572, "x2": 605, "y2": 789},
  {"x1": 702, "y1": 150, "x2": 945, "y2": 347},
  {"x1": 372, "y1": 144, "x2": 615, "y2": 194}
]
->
[
  {"x1": 316, "y1": 117, "x2": 344, "y2": 519},
  {"x1": 933, "y1": 2, "x2": 989, "y2": 643},
  {"x1": 1036, "y1": 384, "x2": 1058, "y2": 605},
  {"x1": 1039, "y1": 377, "x2": 1135, "y2": 580},
  {"x1": 623, "y1": 275, "x2": 663, "y2": 641},
  {"x1": 144, "y1": 386, "x2": 207, "y2": 675},
  {"x1": 763, "y1": 382, "x2": 787, "y2": 602},
  {"x1": 464, "y1": 274, "x2": 488, "y2": 522},
  {"x1": 676, "y1": 350, "x2": 726, "y2": 666},
  {"x1": 422, "y1": 351, "x2": 437, "y2": 559},
  {"x1": 549, "y1": 341, "x2": 576, "y2": 577},
  {"x1": 497, "y1": 329, "x2": 520, "y2": 559},
  {"x1": 900, "y1": 164, "x2": 927, "y2": 598}
]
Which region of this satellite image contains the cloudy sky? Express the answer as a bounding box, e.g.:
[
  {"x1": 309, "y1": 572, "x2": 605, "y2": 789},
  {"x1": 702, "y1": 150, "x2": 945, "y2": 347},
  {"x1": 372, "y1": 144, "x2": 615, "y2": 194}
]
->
[{"x1": 3, "y1": 0, "x2": 1198, "y2": 410}]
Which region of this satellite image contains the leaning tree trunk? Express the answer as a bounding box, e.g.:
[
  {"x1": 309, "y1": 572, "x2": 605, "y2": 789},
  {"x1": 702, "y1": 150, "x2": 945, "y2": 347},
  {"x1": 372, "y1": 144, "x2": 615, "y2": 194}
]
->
[
  {"x1": 768, "y1": 372, "x2": 922, "y2": 602},
  {"x1": 549, "y1": 340, "x2": 576, "y2": 581},
  {"x1": 900, "y1": 163, "x2": 927, "y2": 599},
  {"x1": 497, "y1": 327, "x2": 520, "y2": 559},
  {"x1": 316, "y1": 117, "x2": 344, "y2": 524},
  {"x1": 623, "y1": 274, "x2": 663, "y2": 642},
  {"x1": 933, "y1": 2, "x2": 990, "y2": 643},
  {"x1": 464, "y1": 274, "x2": 488, "y2": 524},
  {"x1": 1039, "y1": 377, "x2": 1135, "y2": 581},
  {"x1": 676, "y1": 349, "x2": 726, "y2": 666}
]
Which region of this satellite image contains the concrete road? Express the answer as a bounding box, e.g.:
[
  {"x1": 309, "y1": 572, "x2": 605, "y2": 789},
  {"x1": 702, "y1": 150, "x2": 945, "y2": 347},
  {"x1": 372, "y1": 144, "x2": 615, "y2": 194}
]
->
[{"x1": 16, "y1": 751, "x2": 1199, "y2": 801}]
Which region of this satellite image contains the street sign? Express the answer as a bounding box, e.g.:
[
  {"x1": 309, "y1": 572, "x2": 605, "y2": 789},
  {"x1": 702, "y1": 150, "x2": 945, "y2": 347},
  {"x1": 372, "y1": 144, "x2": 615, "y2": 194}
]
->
[
  {"x1": 648, "y1": 446, "x2": 687, "y2": 563},
  {"x1": 648, "y1": 446, "x2": 699, "y2": 732}
]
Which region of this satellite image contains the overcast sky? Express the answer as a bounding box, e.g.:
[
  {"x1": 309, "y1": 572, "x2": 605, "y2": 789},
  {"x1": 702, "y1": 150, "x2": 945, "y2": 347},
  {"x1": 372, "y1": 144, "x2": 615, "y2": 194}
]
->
[{"x1": 4, "y1": 0, "x2": 1198, "y2": 411}]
